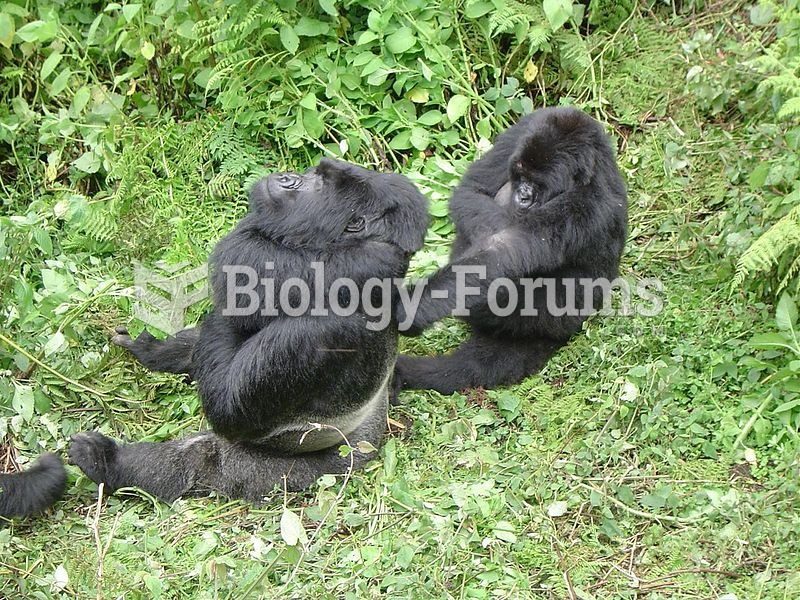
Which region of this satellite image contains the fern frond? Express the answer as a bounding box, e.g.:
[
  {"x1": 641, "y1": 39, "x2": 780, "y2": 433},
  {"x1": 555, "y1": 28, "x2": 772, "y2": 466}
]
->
[
  {"x1": 82, "y1": 202, "x2": 119, "y2": 242},
  {"x1": 230, "y1": 3, "x2": 265, "y2": 35},
  {"x1": 777, "y1": 96, "x2": 800, "y2": 120},
  {"x1": 527, "y1": 25, "x2": 551, "y2": 52},
  {"x1": 557, "y1": 31, "x2": 591, "y2": 75},
  {"x1": 516, "y1": 378, "x2": 554, "y2": 403},
  {"x1": 780, "y1": 253, "x2": 800, "y2": 291},
  {"x1": 758, "y1": 73, "x2": 800, "y2": 97},
  {"x1": 490, "y1": 0, "x2": 536, "y2": 36},
  {"x1": 734, "y1": 199, "x2": 800, "y2": 288}
]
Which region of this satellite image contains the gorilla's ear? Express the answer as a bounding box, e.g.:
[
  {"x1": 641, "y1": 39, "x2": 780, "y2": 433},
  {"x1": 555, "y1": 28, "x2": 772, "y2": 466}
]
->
[
  {"x1": 393, "y1": 202, "x2": 430, "y2": 254},
  {"x1": 384, "y1": 178, "x2": 430, "y2": 253},
  {"x1": 552, "y1": 110, "x2": 599, "y2": 187}
]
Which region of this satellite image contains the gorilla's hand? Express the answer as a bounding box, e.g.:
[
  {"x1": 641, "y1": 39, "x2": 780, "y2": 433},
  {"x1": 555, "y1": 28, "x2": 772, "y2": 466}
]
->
[
  {"x1": 68, "y1": 431, "x2": 119, "y2": 487},
  {"x1": 112, "y1": 325, "x2": 155, "y2": 354},
  {"x1": 112, "y1": 326, "x2": 197, "y2": 378},
  {"x1": 395, "y1": 290, "x2": 425, "y2": 337}
]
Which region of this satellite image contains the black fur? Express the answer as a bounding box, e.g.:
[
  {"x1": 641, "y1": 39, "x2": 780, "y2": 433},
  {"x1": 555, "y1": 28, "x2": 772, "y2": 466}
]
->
[
  {"x1": 394, "y1": 107, "x2": 628, "y2": 396},
  {"x1": 69, "y1": 158, "x2": 429, "y2": 503},
  {"x1": 0, "y1": 453, "x2": 67, "y2": 519}
]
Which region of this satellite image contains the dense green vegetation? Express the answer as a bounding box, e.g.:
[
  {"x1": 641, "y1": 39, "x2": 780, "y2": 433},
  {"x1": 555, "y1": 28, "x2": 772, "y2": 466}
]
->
[{"x1": 1, "y1": 0, "x2": 799, "y2": 597}]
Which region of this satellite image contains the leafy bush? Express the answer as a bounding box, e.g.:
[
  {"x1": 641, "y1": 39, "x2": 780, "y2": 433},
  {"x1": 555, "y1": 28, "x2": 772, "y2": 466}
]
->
[{"x1": 731, "y1": 1, "x2": 800, "y2": 294}]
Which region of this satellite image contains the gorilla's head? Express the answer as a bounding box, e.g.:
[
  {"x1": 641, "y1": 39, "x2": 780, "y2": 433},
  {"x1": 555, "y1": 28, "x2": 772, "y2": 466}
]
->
[
  {"x1": 495, "y1": 107, "x2": 610, "y2": 212},
  {"x1": 248, "y1": 158, "x2": 429, "y2": 254}
]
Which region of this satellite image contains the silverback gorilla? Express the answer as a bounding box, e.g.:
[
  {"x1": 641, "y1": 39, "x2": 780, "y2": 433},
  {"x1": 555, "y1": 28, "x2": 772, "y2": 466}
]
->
[
  {"x1": 68, "y1": 158, "x2": 429, "y2": 503},
  {"x1": 0, "y1": 453, "x2": 66, "y2": 519},
  {"x1": 394, "y1": 107, "x2": 627, "y2": 396}
]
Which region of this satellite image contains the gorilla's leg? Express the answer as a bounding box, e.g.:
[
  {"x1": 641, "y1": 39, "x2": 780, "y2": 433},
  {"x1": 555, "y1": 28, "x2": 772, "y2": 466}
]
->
[
  {"x1": 394, "y1": 334, "x2": 562, "y2": 397},
  {"x1": 112, "y1": 326, "x2": 199, "y2": 377},
  {"x1": 68, "y1": 396, "x2": 386, "y2": 503},
  {"x1": 0, "y1": 454, "x2": 67, "y2": 519}
]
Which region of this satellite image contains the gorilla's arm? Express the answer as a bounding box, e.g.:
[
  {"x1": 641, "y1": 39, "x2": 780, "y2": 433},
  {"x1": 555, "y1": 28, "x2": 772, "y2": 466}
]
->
[
  {"x1": 399, "y1": 191, "x2": 602, "y2": 334},
  {"x1": 448, "y1": 120, "x2": 531, "y2": 233},
  {"x1": 112, "y1": 326, "x2": 199, "y2": 377},
  {"x1": 192, "y1": 312, "x2": 371, "y2": 439},
  {"x1": 0, "y1": 453, "x2": 67, "y2": 518}
]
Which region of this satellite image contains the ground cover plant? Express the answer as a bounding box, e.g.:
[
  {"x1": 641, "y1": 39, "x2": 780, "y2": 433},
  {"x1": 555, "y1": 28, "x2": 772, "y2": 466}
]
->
[{"x1": 1, "y1": 0, "x2": 799, "y2": 597}]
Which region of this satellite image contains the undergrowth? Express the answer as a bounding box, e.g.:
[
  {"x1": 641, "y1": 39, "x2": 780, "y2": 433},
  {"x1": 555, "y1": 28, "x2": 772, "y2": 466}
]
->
[{"x1": 1, "y1": 1, "x2": 799, "y2": 598}]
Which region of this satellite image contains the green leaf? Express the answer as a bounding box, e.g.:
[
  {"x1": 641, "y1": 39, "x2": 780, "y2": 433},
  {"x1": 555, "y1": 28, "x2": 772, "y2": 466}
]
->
[
  {"x1": 122, "y1": 3, "x2": 141, "y2": 22},
  {"x1": 476, "y1": 117, "x2": 492, "y2": 138},
  {"x1": 389, "y1": 130, "x2": 412, "y2": 150},
  {"x1": 497, "y1": 392, "x2": 521, "y2": 418},
  {"x1": 407, "y1": 87, "x2": 429, "y2": 103},
  {"x1": 748, "y1": 162, "x2": 770, "y2": 189},
  {"x1": 44, "y1": 331, "x2": 67, "y2": 356},
  {"x1": 318, "y1": 0, "x2": 338, "y2": 16},
  {"x1": 12, "y1": 384, "x2": 34, "y2": 422},
  {"x1": 775, "y1": 397, "x2": 800, "y2": 413},
  {"x1": 176, "y1": 19, "x2": 195, "y2": 39},
  {"x1": 386, "y1": 27, "x2": 416, "y2": 54},
  {"x1": 0, "y1": 13, "x2": 16, "y2": 48},
  {"x1": 280, "y1": 25, "x2": 299, "y2": 54},
  {"x1": 776, "y1": 293, "x2": 798, "y2": 332},
  {"x1": 51, "y1": 68, "x2": 71, "y2": 96},
  {"x1": 750, "y1": 332, "x2": 791, "y2": 348},
  {"x1": 141, "y1": 41, "x2": 155, "y2": 60},
  {"x1": 299, "y1": 93, "x2": 317, "y2": 110},
  {"x1": 493, "y1": 521, "x2": 517, "y2": 543},
  {"x1": 41, "y1": 269, "x2": 69, "y2": 294},
  {"x1": 409, "y1": 127, "x2": 430, "y2": 151},
  {"x1": 418, "y1": 110, "x2": 442, "y2": 126},
  {"x1": 465, "y1": 1, "x2": 493, "y2": 19},
  {"x1": 543, "y1": 0, "x2": 572, "y2": 30},
  {"x1": 32, "y1": 227, "x2": 53, "y2": 254},
  {"x1": 640, "y1": 493, "x2": 666, "y2": 509},
  {"x1": 356, "y1": 440, "x2": 377, "y2": 454},
  {"x1": 154, "y1": 0, "x2": 175, "y2": 16},
  {"x1": 73, "y1": 151, "x2": 101, "y2": 174},
  {"x1": 302, "y1": 109, "x2": 324, "y2": 139},
  {"x1": 446, "y1": 94, "x2": 471, "y2": 122},
  {"x1": 71, "y1": 85, "x2": 91, "y2": 114},
  {"x1": 471, "y1": 409, "x2": 497, "y2": 426},
  {"x1": 382, "y1": 438, "x2": 397, "y2": 477},
  {"x1": 280, "y1": 508, "x2": 308, "y2": 546},
  {"x1": 356, "y1": 30, "x2": 379, "y2": 45},
  {"x1": 295, "y1": 17, "x2": 329, "y2": 36},
  {"x1": 15, "y1": 19, "x2": 58, "y2": 43},
  {"x1": 40, "y1": 51, "x2": 62, "y2": 80}
]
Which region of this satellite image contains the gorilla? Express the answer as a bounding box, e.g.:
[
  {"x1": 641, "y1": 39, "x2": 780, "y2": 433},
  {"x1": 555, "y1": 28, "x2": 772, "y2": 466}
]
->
[
  {"x1": 0, "y1": 453, "x2": 66, "y2": 519},
  {"x1": 394, "y1": 106, "x2": 627, "y2": 396},
  {"x1": 68, "y1": 158, "x2": 429, "y2": 503}
]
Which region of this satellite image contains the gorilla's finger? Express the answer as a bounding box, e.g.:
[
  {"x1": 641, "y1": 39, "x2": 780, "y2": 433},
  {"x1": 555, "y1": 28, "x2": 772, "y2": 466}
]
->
[
  {"x1": 114, "y1": 325, "x2": 129, "y2": 335},
  {"x1": 111, "y1": 334, "x2": 133, "y2": 348}
]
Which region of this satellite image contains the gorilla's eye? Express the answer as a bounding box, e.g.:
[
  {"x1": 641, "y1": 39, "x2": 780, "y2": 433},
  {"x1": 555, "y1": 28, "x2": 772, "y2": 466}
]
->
[{"x1": 344, "y1": 215, "x2": 366, "y2": 234}]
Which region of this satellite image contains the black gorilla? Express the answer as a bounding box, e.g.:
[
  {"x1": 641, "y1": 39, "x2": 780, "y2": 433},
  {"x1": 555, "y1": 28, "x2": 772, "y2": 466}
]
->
[
  {"x1": 394, "y1": 107, "x2": 627, "y2": 396},
  {"x1": 0, "y1": 453, "x2": 66, "y2": 519},
  {"x1": 68, "y1": 158, "x2": 429, "y2": 503}
]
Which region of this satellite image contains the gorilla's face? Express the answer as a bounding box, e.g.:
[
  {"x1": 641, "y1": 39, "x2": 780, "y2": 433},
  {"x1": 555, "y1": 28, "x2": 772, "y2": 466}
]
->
[
  {"x1": 495, "y1": 175, "x2": 540, "y2": 210},
  {"x1": 497, "y1": 108, "x2": 603, "y2": 214},
  {"x1": 248, "y1": 158, "x2": 429, "y2": 253}
]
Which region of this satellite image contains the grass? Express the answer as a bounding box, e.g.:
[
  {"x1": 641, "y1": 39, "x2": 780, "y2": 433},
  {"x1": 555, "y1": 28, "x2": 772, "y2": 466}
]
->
[{"x1": 2, "y1": 4, "x2": 800, "y2": 599}]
